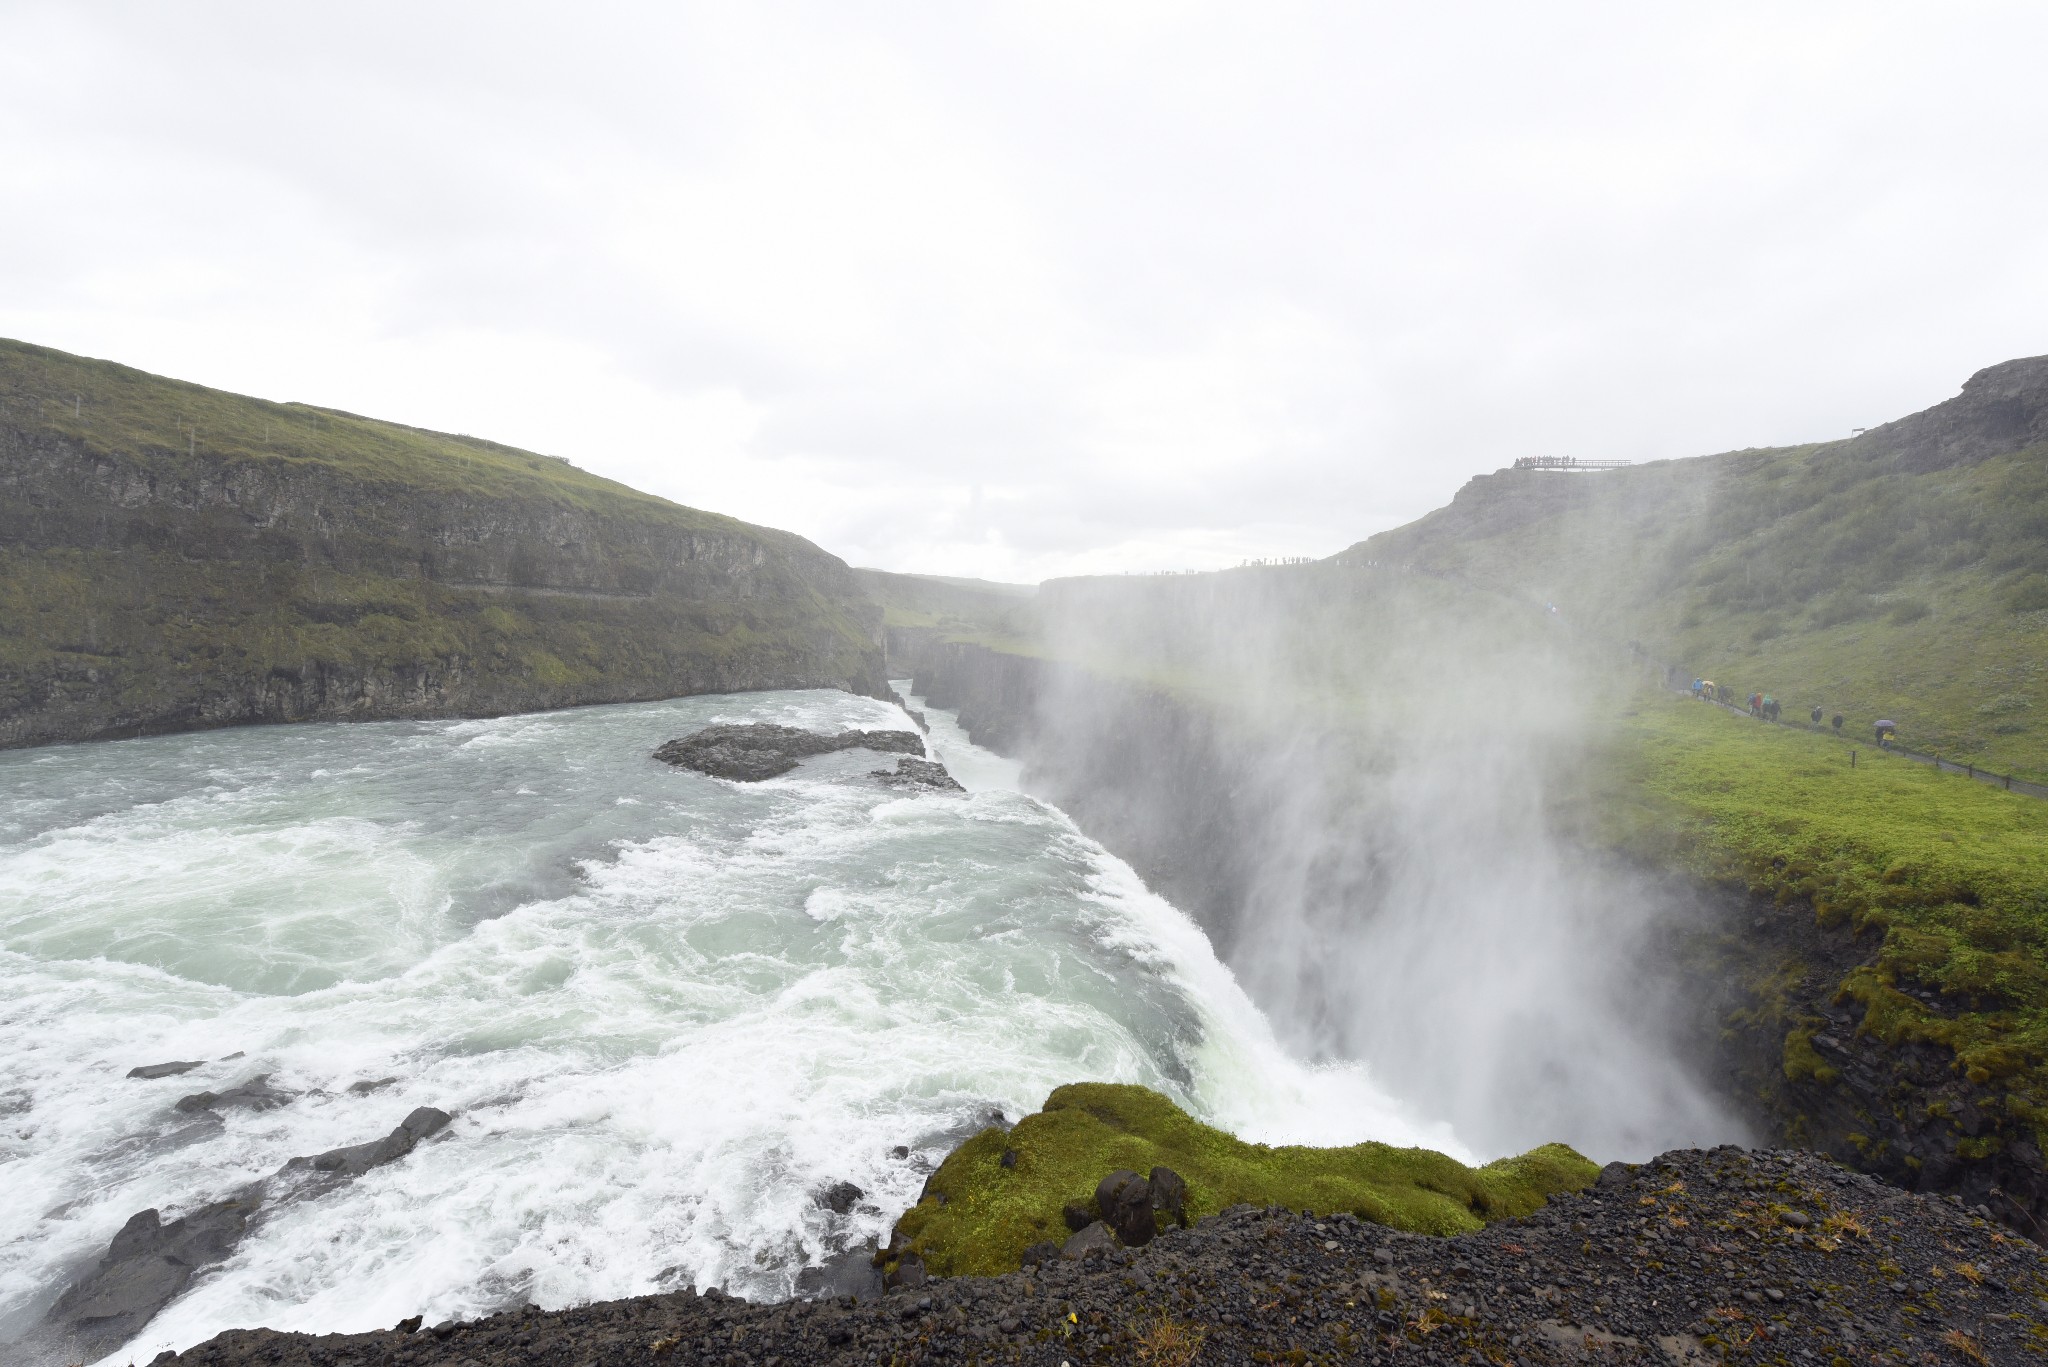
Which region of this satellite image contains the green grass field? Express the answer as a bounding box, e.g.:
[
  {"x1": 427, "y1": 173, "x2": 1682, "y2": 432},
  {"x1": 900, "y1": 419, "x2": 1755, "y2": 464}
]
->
[{"x1": 1603, "y1": 694, "x2": 2048, "y2": 1129}]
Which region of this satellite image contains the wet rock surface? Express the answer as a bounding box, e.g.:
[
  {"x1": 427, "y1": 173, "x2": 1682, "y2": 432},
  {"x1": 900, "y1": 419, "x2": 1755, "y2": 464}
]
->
[
  {"x1": 128, "y1": 1060, "x2": 205, "y2": 1079},
  {"x1": 282, "y1": 1106, "x2": 452, "y2": 1180},
  {"x1": 175, "y1": 1075, "x2": 295, "y2": 1113},
  {"x1": 156, "y1": 1146, "x2": 2048, "y2": 1365},
  {"x1": 653, "y1": 724, "x2": 926, "y2": 782},
  {"x1": 30, "y1": 1198, "x2": 259, "y2": 1364},
  {"x1": 26, "y1": 1104, "x2": 455, "y2": 1365},
  {"x1": 871, "y1": 756, "x2": 966, "y2": 792}
]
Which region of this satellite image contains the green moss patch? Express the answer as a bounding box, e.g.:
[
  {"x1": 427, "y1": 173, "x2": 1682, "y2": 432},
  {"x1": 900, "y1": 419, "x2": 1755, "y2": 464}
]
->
[{"x1": 890, "y1": 1083, "x2": 1596, "y2": 1277}]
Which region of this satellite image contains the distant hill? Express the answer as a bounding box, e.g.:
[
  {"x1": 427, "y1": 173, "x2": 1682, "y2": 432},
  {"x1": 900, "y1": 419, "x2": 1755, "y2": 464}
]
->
[
  {"x1": 1342, "y1": 356, "x2": 2048, "y2": 779},
  {"x1": 0, "y1": 340, "x2": 888, "y2": 747},
  {"x1": 854, "y1": 569, "x2": 1043, "y2": 673}
]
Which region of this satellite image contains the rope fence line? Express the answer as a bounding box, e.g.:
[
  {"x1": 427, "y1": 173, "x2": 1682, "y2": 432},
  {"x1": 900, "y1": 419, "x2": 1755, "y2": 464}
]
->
[{"x1": 1667, "y1": 679, "x2": 2048, "y2": 801}]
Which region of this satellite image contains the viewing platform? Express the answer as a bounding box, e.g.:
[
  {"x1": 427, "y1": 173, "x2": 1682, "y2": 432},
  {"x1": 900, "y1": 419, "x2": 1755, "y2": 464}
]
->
[{"x1": 1511, "y1": 455, "x2": 1632, "y2": 471}]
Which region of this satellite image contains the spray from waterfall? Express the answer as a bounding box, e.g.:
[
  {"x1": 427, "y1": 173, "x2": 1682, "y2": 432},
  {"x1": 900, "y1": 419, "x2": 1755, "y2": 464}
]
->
[{"x1": 1024, "y1": 558, "x2": 1750, "y2": 1161}]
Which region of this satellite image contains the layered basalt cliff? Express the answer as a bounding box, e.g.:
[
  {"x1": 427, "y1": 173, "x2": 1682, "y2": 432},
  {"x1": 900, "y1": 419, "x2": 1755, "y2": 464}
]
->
[
  {"x1": 903, "y1": 637, "x2": 2048, "y2": 1243},
  {"x1": 0, "y1": 341, "x2": 888, "y2": 747}
]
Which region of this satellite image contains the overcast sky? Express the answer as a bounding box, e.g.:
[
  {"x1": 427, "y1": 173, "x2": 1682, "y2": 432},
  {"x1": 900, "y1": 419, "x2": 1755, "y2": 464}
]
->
[{"x1": 4, "y1": 3, "x2": 2045, "y2": 581}]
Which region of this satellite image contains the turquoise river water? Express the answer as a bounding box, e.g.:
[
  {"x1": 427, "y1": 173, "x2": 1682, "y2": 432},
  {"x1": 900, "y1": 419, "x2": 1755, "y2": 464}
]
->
[{"x1": 0, "y1": 686, "x2": 1458, "y2": 1364}]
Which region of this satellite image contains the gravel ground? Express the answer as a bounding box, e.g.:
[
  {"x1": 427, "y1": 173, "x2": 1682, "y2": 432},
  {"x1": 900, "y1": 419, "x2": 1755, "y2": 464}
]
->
[{"x1": 156, "y1": 1146, "x2": 2048, "y2": 1366}]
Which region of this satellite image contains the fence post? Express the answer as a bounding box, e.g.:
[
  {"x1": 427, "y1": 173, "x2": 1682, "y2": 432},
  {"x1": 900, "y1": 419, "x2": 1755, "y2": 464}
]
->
[{"x1": 1851, "y1": 750, "x2": 1857, "y2": 768}]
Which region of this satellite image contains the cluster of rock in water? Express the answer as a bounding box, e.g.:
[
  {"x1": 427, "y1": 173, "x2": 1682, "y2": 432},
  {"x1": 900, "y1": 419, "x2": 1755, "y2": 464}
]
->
[
  {"x1": 652, "y1": 722, "x2": 963, "y2": 791},
  {"x1": 152, "y1": 1146, "x2": 2048, "y2": 1365},
  {"x1": 25, "y1": 1060, "x2": 453, "y2": 1366}
]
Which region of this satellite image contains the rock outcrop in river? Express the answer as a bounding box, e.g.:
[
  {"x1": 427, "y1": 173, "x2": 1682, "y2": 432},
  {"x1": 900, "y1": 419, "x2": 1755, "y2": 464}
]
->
[
  {"x1": 653, "y1": 723, "x2": 927, "y2": 780},
  {"x1": 0, "y1": 339, "x2": 889, "y2": 749}
]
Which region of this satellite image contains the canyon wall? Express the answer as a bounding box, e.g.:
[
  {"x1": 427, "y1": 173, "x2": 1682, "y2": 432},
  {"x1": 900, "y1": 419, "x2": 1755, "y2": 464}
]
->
[
  {"x1": 0, "y1": 341, "x2": 888, "y2": 747},
  {"x1": 905, "y1": 634, "x2": 2048, "y2": 1239}
]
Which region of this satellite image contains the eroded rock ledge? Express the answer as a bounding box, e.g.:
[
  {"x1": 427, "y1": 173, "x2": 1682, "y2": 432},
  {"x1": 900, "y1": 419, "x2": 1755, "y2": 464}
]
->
[
  {"x1": 159, "y1": 1146, "x2": 2046, "y2": 1366},
  {"x1": 652, "y1": 724, "x2": 929, "y2": 782}
]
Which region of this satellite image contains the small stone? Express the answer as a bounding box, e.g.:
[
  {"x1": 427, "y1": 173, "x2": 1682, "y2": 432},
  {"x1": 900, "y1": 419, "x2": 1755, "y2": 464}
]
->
[{"x1": 1062, "y1": 1221, "x2": 1119, "y2": 1261}]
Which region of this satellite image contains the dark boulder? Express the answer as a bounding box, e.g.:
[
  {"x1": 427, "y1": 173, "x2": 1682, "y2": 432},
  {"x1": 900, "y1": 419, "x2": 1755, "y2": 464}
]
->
[
  {"x1": 653, "y1": 724, "x2": 925, "y2": 782},
  {"x1": 870, "y1": 757, "x2": 965, "y2": 792},
  {"x1": 175, "y1": 1075, "x2": 293, "y2": 1113},
  {"x1": 127, "y1": 1061, "x2": 203, "y2": 1080},
  {"x1": 1062, "y1": 1201, "x2": 1095, "y2": 1233},
  {"x1": 284, "y1": 1106, "x2": 451, "y2": 1179},
  {"x1": 37, "y1": 1198, "x2": 258, "y2": 1362},
  {"x1": 819, "y1": 1181, "x2": 865, "y2": 1215},
  {"x1": 1095, "y1": 1169, "x2": 1157, "y2": 1247},
  {"x1": 1149, "y1": 1165, "x2": 1189, "y2": 1229}
]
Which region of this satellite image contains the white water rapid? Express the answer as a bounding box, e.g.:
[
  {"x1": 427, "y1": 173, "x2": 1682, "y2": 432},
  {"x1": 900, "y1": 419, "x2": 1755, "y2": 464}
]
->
[{"x1": 0, "y1": 687, "x2": 1458, "y2": 1365}]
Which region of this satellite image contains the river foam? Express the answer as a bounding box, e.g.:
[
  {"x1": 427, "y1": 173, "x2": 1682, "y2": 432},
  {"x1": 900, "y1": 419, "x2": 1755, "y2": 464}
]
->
[{"x1": 0, "y1": 688, "x2": 1455, "y2": 1365}]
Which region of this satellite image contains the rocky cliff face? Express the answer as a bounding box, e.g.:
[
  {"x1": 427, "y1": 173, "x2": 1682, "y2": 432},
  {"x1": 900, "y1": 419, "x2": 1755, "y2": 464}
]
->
[
  {"x1": 1856, "y1": 354, "x2": 2048, "y2": 473},
  {"x1": 0, "y1": 341, "x2": 888, "y2": 747}
]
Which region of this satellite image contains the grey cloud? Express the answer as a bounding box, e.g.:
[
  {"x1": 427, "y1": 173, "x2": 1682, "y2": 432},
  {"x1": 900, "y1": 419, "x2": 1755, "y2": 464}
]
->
[{"x1": 4, "y1": 1, "x2": 2047, "y2": 579}]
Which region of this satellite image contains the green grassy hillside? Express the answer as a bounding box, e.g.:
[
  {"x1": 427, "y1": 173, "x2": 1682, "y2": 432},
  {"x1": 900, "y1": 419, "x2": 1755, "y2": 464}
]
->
[
  {"x1": 1607, "y1": 698, "x2": 2048, "y2": 1086},
  {"x1": 0, "y1": 340, "x2": 887, "y2": 746},
  {"x1": 1344, "y1": 357, "x2": 2048, "y2": 779},
  {"x1": 854, "y1": 568, "x2": 1038, "y2": 636}
]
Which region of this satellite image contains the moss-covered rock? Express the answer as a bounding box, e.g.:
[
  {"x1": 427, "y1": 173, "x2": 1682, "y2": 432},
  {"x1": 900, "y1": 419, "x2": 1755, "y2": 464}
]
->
[{"x1": 887, "y1": 1083, "x2": 1597, "y2": 1278}]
